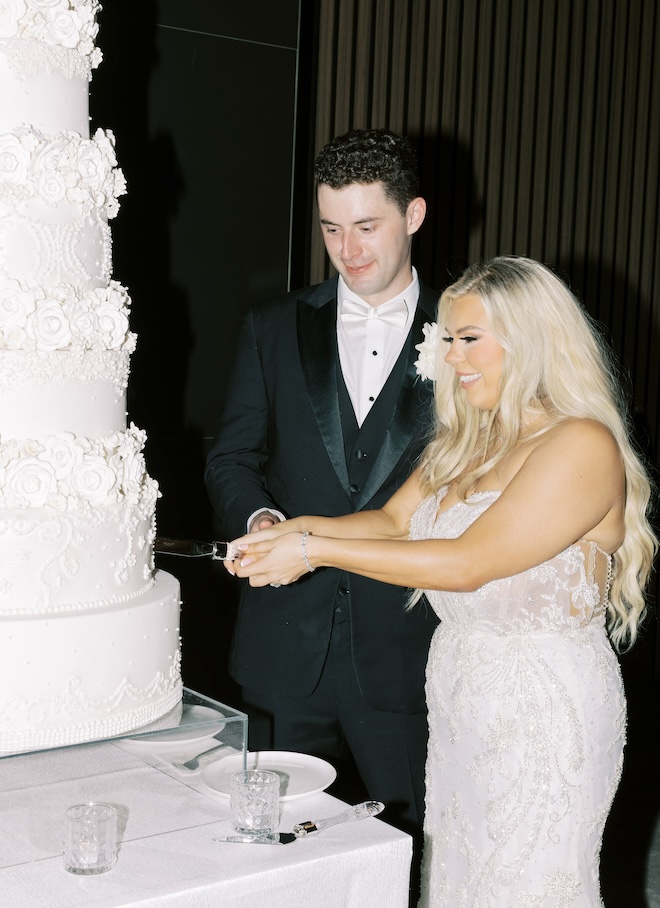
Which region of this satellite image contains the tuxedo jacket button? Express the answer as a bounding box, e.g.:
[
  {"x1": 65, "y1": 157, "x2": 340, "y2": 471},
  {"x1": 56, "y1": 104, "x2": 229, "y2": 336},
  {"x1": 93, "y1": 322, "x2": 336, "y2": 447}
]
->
[{"x1": 350, "y1": 483, "x2": 360, "y2": 493}]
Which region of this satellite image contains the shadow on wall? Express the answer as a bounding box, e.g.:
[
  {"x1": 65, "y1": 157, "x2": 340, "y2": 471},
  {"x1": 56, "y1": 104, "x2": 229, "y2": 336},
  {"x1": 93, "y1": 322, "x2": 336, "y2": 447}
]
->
[{"x1": 91, "y1": 1, "x2": 234, "y2": 701}]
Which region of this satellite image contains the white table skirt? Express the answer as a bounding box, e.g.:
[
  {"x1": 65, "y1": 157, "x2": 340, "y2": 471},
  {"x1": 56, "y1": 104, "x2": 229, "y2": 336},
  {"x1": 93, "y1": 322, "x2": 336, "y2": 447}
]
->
[{"x1": 0, "y1": 739, "x2": 412, "y2": 907}]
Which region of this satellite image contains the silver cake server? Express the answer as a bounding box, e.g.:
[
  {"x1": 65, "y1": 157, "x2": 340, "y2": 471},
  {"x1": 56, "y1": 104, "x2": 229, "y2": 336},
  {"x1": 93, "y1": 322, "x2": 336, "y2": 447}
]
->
[{"x1": 154, "y1": 537, "x2": 240, "y2": 560}]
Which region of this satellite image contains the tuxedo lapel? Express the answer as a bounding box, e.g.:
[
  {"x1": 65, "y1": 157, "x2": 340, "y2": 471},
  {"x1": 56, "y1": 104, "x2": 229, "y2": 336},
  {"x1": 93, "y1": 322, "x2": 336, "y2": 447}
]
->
[
  {"x1": 353, "y1": 299, "x2": 435, "y2": 510},
  {"x1": 297, "y1": 280, "x2": 437, "y2": 510},
  {"x1": 297, "y1": 293, "x2": 352, "y2": 497}
]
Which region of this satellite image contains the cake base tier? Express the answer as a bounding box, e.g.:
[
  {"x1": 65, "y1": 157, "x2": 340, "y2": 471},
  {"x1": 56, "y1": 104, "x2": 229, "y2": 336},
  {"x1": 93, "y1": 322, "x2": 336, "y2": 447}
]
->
[{"x1": 0, "y1": 570, "x2": 182, "y2": 751}]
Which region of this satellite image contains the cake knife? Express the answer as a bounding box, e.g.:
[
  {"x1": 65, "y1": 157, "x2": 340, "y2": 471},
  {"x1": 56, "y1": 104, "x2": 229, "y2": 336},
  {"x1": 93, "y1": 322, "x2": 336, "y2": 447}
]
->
[{"x1": 154, "y1": 537, "x2": 240, "y2": 561}]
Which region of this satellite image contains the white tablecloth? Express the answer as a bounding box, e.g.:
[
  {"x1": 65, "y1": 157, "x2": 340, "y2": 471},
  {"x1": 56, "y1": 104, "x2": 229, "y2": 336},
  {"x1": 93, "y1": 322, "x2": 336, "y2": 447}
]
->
[{"x1": 0, "y1": 739, "x2": 412, "y2": 907}]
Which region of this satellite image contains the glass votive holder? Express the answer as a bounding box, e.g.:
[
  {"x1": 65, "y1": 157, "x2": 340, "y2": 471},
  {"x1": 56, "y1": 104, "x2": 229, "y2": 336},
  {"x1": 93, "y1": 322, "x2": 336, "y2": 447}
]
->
[
  {"x1": 63, "y1": 802, "x2": 118, "y2": 874},
  {"x1": 230, "y1": 769, "x2": 280, "y2": 836}
]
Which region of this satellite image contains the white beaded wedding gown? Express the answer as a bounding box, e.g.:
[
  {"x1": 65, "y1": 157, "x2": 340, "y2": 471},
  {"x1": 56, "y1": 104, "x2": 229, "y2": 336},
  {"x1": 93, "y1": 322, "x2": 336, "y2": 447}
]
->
[{"x1": 410, "y1": 490, "x2": 626, "y2": 907}]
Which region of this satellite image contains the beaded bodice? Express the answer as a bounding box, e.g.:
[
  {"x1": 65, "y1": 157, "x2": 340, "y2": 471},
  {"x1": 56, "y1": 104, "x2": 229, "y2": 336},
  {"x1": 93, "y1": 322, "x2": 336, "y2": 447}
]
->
[{"x1": 409, "y1": 490, "x2": 611, "y2": 636}]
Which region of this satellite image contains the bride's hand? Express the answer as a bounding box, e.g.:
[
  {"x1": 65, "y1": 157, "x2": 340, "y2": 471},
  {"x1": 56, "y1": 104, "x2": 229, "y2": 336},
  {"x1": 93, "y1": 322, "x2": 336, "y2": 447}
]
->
[
  {"x1": 230, "y1": 531, "x2": 311, "y2": 587},
  {"x1": 223, "y1": 521, "x2": 295, "y2": 577}
]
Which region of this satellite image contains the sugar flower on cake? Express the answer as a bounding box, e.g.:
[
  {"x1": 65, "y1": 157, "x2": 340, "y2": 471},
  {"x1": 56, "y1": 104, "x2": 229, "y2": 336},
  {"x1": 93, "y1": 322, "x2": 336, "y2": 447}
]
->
[
  {"x1": 0, "y1": 132, "x2": 32, "y2": 191},
  {"x1": 27, "y1": 299, "x2": 73, "y2": 350},
  {"x1": 1, "y1": 126, "x2": 126, "y2": 217},
  {"x1": 3, "y1": 0, "x2": 102, "y2": 58},
  {"x1": 90, "y1": 285, "x2": 131, "y2": 349},
  {"x1": 0, "y1": 0, "x2": 28, "y2": 38},
  {"x1": 37, "y1": 433, "x2": 84, "y2": 480},
  {"x1": 70, "y1": 129, "x2": 126, "y2": 216},
  {"x1": 414, "y1": 321, "x2": 439, "y2": 381},
  {"x1": 109, "y1": 423, "x2": 148, "y2": 460},
  {"x1": 0, "y1": 279, "x2": 135, "y2": 352},
  {"x1": 69, "y1": 455, "x2": 118, "y2": 505},
  {"x1": 121, "y1": 448, "x2": 149, "y2": 501},
  {"x1": 0, "y1": 430, "x2": 157, "y2": 510},
  {"x1": 2, "y1": 455, "x2": 58, "y2": 508},
  {"x1": 0, "y1": 278, "x2": 38, "y2": 328},
  {"x1": 1, "y1": 324, "x2": 27, "y2": 348}
]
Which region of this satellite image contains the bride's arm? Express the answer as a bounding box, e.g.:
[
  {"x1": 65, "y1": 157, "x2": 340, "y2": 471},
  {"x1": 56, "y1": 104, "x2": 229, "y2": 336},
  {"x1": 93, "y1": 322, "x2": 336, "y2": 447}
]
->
[
  {"x1": 233, "y1": 420, "x2": 624, "y2": 591},
  {"x1": 233, "y1": 467, "x2": 426, "y2": 542}
]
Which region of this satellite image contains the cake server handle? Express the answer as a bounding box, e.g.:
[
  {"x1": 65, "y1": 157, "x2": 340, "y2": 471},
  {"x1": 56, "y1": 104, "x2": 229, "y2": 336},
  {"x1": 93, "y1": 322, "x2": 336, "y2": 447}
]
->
[
  {"x1": 291, "y1": 800, "x2": 384, "y2": 837},
  {"x1": 154, "y1": 537, "x2": 240, "y2": 560}
]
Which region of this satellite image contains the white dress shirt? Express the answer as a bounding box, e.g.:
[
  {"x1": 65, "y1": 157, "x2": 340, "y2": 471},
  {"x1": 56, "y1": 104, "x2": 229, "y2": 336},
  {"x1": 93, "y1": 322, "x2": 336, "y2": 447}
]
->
[
  {"x1": 247, "y1": 270, "x2": 419, "y2": 530},
  {"x1": 337, "y1": 268, "x2": 419, "y2": 426}
]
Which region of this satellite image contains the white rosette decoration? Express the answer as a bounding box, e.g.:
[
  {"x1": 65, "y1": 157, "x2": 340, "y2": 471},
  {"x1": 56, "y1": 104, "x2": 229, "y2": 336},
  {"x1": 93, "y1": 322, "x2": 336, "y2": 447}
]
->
[
  {"x1": 414, "y1": 321, "x2": 440, "y2": 382},
  {"x1": 27, "y1": 297, "x2": 73, "y2": 349},
  {"x1": 0, "y1": 132, "x2": 33, "y2": 204},
  {"x1": 3, "y1": 452, "x2": 57, "y2": 508},
  {"x1": 0, "y1": 0, "x2": 28, "y2": 39},
  {"x1": 0, "y1": 126, "x2": 126, "y2": 217},
  {"x1": 37, "y1": 432, "x2": 83, "y2": 479},
  {"x1": 89, "y1": 282, "x2": 132, "y2": 349},
  {"x1": 0, "y1": 278, "x2": 38, "y2": 332},
  {"x1": 0, "y1": 428, "x2": 155, "y2": 512},
  {"x1": 0, "y1": 278, "x2": 135, "y2": 352},
  {"x1": 69, "y1": 453, "x2": 117, "y2": 506},
  {"x1": 0, "y1": 0, "x2": 103, "y2": 74}
]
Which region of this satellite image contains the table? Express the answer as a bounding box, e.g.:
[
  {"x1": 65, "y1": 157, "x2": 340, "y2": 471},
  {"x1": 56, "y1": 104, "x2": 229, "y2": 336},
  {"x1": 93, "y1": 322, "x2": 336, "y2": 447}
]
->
[{"x1": 0, "y1": 736, "x2": 412, "y2": 907}]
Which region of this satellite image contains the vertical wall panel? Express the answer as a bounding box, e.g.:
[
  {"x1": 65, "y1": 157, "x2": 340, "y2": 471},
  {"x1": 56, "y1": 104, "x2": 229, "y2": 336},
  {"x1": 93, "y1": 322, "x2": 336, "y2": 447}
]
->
[
  {"x1": 305, "y1": 0, "x2": 660, "y2": 462},
  {"x1": 302, "y1": 0, "x2": 659, "y2": 662}
]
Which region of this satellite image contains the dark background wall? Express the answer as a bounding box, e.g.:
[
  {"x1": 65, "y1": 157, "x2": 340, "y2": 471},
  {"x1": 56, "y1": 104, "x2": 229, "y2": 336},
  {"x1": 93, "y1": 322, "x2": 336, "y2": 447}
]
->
[{"x1": 91, "y1": 0, "x2": 307, "y2": 707}]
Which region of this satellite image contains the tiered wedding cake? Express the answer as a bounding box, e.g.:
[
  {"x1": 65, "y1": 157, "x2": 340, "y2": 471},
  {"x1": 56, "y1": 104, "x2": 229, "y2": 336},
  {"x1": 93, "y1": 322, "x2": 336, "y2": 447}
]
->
[{"x1": 0, "y1": 0, "x2": 182, "y2": 751}]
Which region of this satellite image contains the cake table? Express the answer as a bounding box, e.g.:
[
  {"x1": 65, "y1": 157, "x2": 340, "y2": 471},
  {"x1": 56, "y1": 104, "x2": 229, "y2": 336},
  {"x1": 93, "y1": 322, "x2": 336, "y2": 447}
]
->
[{"x1": 0, "y1": 689, "x2": 412, "y2": 907}]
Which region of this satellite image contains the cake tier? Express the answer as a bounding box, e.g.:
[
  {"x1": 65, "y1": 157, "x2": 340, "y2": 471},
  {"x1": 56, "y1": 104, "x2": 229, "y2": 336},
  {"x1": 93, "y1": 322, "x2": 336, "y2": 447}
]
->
[
  {"x1": 0, "y1": 207, "x2": 111, "y2": 291},
  {"x1": 0, "y1": 125, "x2": 125, "y2": 291},
  {"x1": 0, "y1": 48, "x2": 89, "y2": 136},
  {"x1": 0, "y1": 502, "x2": 155, "y2": 615},
  {"x1": 0, "y1": 570, "x2": 182, "y2": 752},
  {"x1": 0, "y1": 353, "x2": 129, "y2": 437},
  {"x1": 0, "y1": 426, "x2": 159, "y2": 614},
  {"x1": 0, "y1": 277, "x2": 135, "y2": 436}
]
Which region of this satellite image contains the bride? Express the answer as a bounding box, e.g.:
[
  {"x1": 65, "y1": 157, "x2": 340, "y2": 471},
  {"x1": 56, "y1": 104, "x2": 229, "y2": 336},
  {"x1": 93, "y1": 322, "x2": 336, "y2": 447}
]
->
[{"x1": 227, "y1": 256, "x2": 656, "y2": 906}]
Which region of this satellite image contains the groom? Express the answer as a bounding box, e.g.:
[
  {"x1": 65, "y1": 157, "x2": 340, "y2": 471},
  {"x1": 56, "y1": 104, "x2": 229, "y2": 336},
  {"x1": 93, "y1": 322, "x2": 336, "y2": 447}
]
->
[{"x1": 205, "y1": 128, "x2": 439, "y2": 853}]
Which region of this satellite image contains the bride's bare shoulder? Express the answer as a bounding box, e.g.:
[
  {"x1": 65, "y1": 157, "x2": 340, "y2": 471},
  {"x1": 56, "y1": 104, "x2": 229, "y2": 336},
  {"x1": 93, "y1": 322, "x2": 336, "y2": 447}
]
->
[
  {"x1": 540, "y1": 417, "x2": 618, "y2": 447},
  {"x1": 530, "y1": 418, "x2": 622, "y2": 472}
]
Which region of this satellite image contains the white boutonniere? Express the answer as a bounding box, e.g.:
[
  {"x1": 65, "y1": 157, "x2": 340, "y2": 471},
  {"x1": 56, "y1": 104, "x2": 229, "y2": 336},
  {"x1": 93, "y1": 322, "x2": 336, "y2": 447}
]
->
[{"x1": 414, "y1": 322, "x2": 439, "y2": 381}]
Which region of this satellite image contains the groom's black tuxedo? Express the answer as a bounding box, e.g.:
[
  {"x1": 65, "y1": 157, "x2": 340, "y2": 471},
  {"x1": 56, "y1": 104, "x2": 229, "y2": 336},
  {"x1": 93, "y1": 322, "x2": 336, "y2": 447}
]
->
[{"x1": 205, "y1": 276, "x2": 439, "y2": 715}]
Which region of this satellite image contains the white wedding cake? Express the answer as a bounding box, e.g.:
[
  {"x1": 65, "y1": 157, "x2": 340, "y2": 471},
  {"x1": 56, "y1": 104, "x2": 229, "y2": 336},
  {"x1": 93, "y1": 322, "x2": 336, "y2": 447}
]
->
[{"x1": 0, "y1": 0, "x2": 183, "y2": 751}]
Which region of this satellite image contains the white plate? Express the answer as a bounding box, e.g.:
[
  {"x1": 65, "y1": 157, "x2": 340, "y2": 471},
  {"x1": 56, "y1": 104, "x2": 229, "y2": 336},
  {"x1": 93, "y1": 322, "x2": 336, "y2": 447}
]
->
[
  {"x1": 201, "y1": 751, "x2": 337, "y2": 801},
  {"x1": 126, "y1": 705, "x2": 226, "y2": 748}
]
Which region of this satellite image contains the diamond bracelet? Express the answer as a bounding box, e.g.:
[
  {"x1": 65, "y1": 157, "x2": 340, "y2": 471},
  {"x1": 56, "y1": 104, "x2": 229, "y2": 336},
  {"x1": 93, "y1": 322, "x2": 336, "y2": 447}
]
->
[{"x1": 301, "y1": 532, "x2": 315, "y2": 573}]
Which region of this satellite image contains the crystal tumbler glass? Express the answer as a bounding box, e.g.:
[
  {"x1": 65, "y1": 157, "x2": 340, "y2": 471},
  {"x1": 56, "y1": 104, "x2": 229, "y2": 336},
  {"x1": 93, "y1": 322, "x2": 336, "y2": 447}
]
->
[
  {"x1": 63, "y1": 802, "x2": 117, "y2": 874},
  {"x1": 230, "y1": 769, "x2": 280, "y2": 836}
]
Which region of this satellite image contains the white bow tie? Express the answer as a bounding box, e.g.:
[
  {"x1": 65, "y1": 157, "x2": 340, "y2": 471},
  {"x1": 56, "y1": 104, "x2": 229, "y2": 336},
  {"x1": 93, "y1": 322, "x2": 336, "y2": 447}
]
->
[{"x1": 340, "y1": 298, "x2": 408, "y2": 329}]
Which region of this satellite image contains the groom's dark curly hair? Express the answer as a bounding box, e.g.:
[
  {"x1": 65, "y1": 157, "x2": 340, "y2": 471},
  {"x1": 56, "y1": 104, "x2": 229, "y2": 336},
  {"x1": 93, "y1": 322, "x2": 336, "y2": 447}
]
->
[{"x1": 313, "y1": 128, "x2": 420, "y2": 215}]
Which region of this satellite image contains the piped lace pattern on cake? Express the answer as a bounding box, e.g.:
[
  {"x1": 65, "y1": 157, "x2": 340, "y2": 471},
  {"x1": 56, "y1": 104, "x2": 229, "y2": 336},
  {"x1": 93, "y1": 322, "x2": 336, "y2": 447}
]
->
[
  {"x1": 0, "y1": 426, "x2": 159, "y2": 613},
  {"x1": 0, "y1": 573, "x2": 183, "y2": 750},
  {"x1": 410, "y1": 491, "x2": 626, "y2": 908}
]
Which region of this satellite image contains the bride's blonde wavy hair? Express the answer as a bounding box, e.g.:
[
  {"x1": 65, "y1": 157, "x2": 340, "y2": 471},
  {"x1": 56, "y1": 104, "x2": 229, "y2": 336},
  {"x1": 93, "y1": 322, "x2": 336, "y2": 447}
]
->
[{"x1": 418, "y1": 256, "x2": 656, "y2": 649}]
